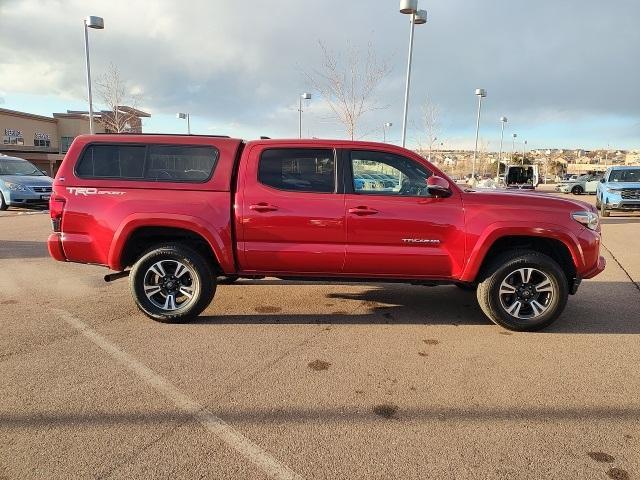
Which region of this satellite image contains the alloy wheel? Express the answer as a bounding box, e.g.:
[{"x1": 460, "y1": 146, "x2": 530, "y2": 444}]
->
[
  {"x1": 498, "y1": 267, "x2": 555, "y2": 320},
  {"x1": 143, "y1": 260, "x2": 198, "y2": 311}
]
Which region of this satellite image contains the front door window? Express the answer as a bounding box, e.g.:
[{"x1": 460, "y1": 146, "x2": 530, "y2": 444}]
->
[{"x1": 351, "y1": 150, "x2": 431, "y2": 197}]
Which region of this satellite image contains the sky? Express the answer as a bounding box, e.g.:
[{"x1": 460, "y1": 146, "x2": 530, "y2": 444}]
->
[{"x1": 0, "y1": 0, "x2": 638, "y2": 151}]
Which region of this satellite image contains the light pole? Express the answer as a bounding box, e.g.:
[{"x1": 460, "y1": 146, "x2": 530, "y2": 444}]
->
[
  {"x1": 429, "y1": 136, "x2": 437, "y2": 161},
  {"x1": 383, "y1": 122, "x2": 393, "y2": 142},
  {"x1": 512, "y1": 133, "x2": 518, "y2": 161},
  {"x1": 498, "y1": 116, "x2": 507, "y2": 178},
  {"x1": 472, "y1": 88, "x2": 486, "y2": 178},
  {"x1": 522, "y1": 140, "x2": 527, "y2": 165},
  {"x1": 176, "y1": 113, "x2": 191, "y2": 134},
  {"x1": 298, "y1": 93, "x2": 311, "y2": 138},
  {"x1": 399, "y1": 1, "x2": 427, "y2": 147},
  {"x1": 83, "y1": 15, "x2": 104, "y2": 134}
]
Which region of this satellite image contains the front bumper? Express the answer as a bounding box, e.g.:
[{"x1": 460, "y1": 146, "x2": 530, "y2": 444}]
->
[
  {"x1": 5, "y1": 190, "x2": 51, "y2": 207},
  {"x1": 582, "y1": 255, "x2": 606, "y2": 279},
  {"x1": 605, "y1": 200, "x2": 640, "y2": 211}
]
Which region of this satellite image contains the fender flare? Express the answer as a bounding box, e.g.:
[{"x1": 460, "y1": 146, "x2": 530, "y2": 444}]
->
[
  {"x1": 107, "y1": 213, "x2": 234, "y2": 272},
  {"x1": 459, "y1": 221, "x2": 584, "y2": 282}
]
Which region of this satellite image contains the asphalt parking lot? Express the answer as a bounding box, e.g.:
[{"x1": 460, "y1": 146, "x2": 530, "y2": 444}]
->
[{"x1": 1, "y1": 196, "x2": 639, "y2": 480}]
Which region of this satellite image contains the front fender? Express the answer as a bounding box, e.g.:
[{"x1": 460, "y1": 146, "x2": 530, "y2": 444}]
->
[
  {"x1": 459, "y1": 221, "x2": 584, "y2": 282},
  {"x1": 108, "y1": 213, "x2": 234, "y2": 273}
]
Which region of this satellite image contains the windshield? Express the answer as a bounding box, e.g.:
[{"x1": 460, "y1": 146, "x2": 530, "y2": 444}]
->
[
  {"x1": 0, "y1": 159, "x2": 43, "y2": 176},
  {"x1": 608, "y1": 169, "x2": 640, "y2": 183}
]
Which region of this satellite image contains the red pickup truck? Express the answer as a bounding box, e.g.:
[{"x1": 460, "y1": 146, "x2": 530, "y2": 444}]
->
[{"x1": 48, "y1": 134, "x2": 605, "y2": 331}]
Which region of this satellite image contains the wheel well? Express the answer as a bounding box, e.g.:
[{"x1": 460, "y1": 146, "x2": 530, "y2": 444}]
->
[
  {"x1": 120, "y1": 227, "x2": 221, "y2": 272},
  {"x1": 477, "y1": 236, "x2": 577, "y2": 284}
]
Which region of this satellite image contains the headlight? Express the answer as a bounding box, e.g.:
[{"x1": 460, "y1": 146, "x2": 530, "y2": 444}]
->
[
  {"x1": 4, "y1": 182, "x2": 28, "y2": 192},
  {"x1": 605, "y1": 187, "x2": 622, "y2": 194},
  {"x1": 572, "y1": 211, "x2": 599, "y2": 230}
]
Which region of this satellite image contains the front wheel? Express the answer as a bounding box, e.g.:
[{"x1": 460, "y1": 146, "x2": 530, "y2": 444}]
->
[
  {"x1": 476, "y1": 251, "x2": 568, "y2": 331},
  {"x1": 571, "y1": 185, "x2": 583, "y2": 195},
  {"x1": 600, "y1": 200, "x2": 610, "y2": 217},
  {"x1": 130, "y1": 244, "x2": 216, "y2": 323},
  {"x1": 0, "y1": 193, "x2": 7, "y2": 211}
]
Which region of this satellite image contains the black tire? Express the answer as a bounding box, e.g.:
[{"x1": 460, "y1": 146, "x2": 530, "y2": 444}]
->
[
  {"x1": 455, "y1": 282, "x2": 477, "y2": 291},
  {"x1": 600, "y1": 200, "x2": 610, "y2": 217},
  {"x1": 571, "y1": 185, "x2": 583, "y2": 195},
  {"x1": 218, "y1": 275, "x2": 240, "y2": 284},
  {"x1": 130, "y1": 243, "x2": 216, "y2": 323},
  {"x1": 476, "y1": 250, "x2": 568, "y2": 331},
  {"x1": 0, "y1": 193, "x2": 7, "y2": 211}
]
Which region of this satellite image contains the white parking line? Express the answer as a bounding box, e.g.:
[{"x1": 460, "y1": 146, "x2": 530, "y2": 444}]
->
[{"x1": 54, "y1": 309, "x2": 303, "y2": 480}]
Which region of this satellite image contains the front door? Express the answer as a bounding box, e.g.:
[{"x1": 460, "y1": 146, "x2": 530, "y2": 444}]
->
[
  {"x1": 238, "y1": 145, "x2": 345, "y2": 274},
  {"x1": 343, "y1": 149, "x2": 466, "y2": 278}
]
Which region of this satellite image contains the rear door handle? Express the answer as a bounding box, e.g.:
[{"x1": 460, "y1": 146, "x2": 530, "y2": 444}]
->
[
  {"x1": 249, "y1": 203, "x2": 278, "y2": 212},
  {"x1": 348, "y1": 206, "x2": 379, "y2": 216}
]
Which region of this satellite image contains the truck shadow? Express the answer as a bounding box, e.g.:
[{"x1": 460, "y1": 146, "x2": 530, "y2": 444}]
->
[
  {"x1": 196, "y1": 280, "x2": 640, "y2": 334},
  {"x1": 0, "y1": 240, "x2": 49, "y2": 259}
]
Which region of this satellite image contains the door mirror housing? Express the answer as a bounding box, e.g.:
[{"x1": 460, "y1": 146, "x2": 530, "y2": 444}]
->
[{"x1": 426, "y1": 175, "x2": 451, "y2": 197}]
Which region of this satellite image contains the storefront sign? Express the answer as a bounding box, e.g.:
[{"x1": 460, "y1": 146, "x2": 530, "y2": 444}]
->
[
  {"x1": 35, "y1": 132, "x2": 51, "y2": 140},
  {"x1": 3, "y1": 128, "x2": 24, "y2": 145},
  {"x1": 4, "y1": 128, "x2": 23, "y2": 137}
]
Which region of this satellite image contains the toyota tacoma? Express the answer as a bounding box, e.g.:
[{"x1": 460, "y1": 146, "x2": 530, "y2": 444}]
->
[{"x1": 48, "y1": 134, "x2": 605, "y2": 331}]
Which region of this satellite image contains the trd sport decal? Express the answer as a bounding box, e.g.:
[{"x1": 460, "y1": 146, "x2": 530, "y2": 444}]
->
[{"x1": 66, "y1": 188, "x2": 126, "y2": 196}]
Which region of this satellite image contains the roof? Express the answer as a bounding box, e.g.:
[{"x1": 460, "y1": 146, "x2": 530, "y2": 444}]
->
[
  {"x1": 0, "y1": 107, "x2": 56, "y2": 123},
  {"x1": 0, "y1": 154, "x2": 29, "y2": 161},
  {"x1": 609, "y1": 165, "x2": 640, "y2": 170},
  {"x1": 54, "y1": 106, "x2": 151, "y2": 119}
]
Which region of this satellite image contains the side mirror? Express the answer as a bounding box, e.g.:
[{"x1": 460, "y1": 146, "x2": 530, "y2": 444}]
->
[
  {"x1": 426, "y1": 175, "x2": 451, "y2": 197},
  {"x1": 600, "y1": 178, "x2": 605, "y2": 183}
]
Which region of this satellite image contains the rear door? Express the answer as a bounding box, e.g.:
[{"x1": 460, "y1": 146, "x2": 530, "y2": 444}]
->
[
  {"x1": 343, "y1": 149, "x2": 466, "y2": 278},
  {"x1": 237, "y1": 144, "x2": 345, "y2": 274}
]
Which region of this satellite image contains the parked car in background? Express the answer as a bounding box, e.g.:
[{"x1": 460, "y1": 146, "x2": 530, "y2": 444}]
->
[
  {"x1": 503, "y1": 164, "x2": 539, "y2": 189},
  {"x1": 0, "y1": 155, "x2": 53, "y2": 210},
  {"x1": 560, "y1": 174, "x2": 579, "y2": 182},
  {"x1": 557, "y1": 173, "x2": 601, "y2": 195},
  {"x1": 596, "y1": 166, "x2": 640, "y2": 217}
]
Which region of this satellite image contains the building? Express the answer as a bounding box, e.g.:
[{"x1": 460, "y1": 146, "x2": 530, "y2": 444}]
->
[{"x1": 0, "y1": 106, "x2": 150, "y2": 176}]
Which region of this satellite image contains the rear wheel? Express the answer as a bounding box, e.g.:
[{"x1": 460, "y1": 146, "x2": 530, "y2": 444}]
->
[
  {"x1": 130, "y1": 244, "x2": 216, "y2": 323},
  {"x1": 0, "y1": 193, "x2": 7, "y2": 211},
  {"x1": 571, "y1": 185, "x2": 583, "y2": 195},
  {"x1": 477, "y1": 250, "x2": 568, "y2": 331}
]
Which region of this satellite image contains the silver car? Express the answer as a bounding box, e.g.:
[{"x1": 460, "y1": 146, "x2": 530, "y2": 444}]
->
[
  {"x1": 0, "y1": 155, "x2": 53, "y2": 210},
  {"x1": 557, "y1": 174, "x2": 601, "y2": 195}
]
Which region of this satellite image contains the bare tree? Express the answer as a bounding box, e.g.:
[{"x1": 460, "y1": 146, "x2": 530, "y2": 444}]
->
[
  {"x1": 305, "y1": 41, "x2": 391, "y2": 140},
  {"x1": 95, "y1": 63, "x2": 142, "y2": 133},
  {"x1": 419, "y1": 98, "x2": 440, "y2": 161}
]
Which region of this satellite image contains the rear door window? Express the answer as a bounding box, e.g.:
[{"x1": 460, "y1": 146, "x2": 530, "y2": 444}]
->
[
  {"x1": 75, "y1": 144, "x2": 219, "y2": 182},
  {"x1": 258, "y1": 148, "x2": 335, "y2": 193}
]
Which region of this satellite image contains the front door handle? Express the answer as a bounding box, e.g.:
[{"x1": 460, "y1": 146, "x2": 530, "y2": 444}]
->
[
  {"x1": 249, "y1": 203, "x2": 278, "y2": 212},
  {"x1": 348, "y1": 206, "x2": 379, "y2": 216}
]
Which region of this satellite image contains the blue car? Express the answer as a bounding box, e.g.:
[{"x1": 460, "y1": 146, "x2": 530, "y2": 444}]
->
[
  {"x1": 596, "y1": 165, "x2": 640, "y2": 217},
  {"x1": 0, "y1": 155, "x2": 53, "y2": 210}
]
